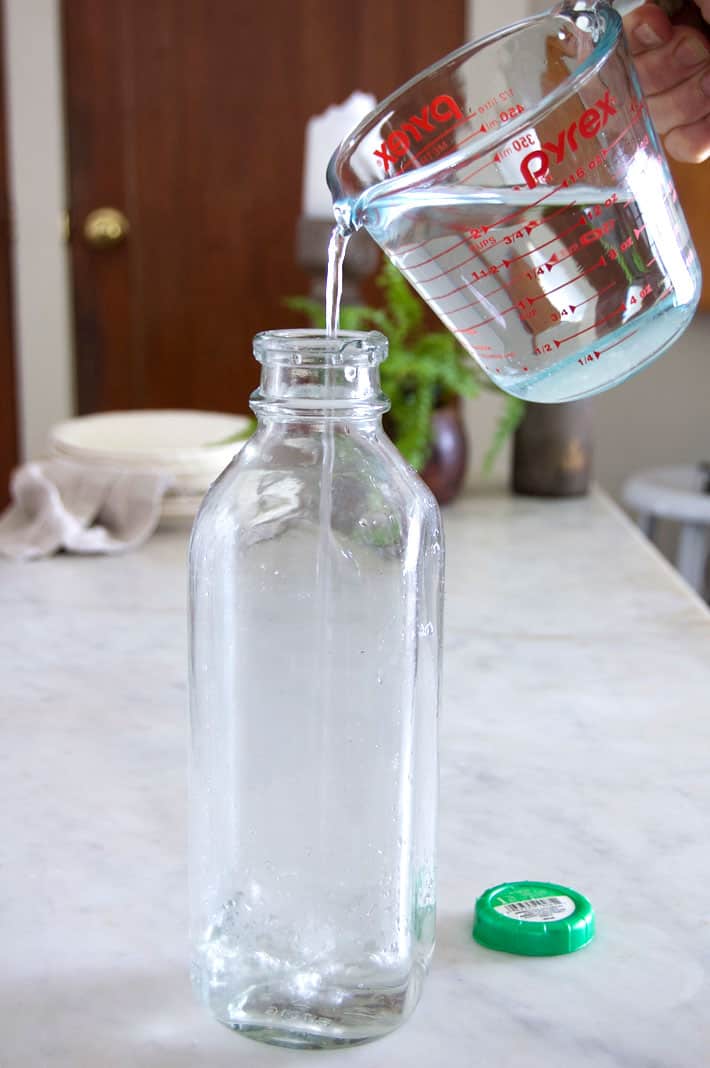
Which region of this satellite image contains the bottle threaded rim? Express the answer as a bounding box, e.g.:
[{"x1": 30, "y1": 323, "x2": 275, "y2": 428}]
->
[{"x1": 253, "y1": 329, "x2": 388, "y2": 367}]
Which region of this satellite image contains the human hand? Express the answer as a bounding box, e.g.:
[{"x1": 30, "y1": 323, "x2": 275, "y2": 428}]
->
[{"x1": 624, "y1": 1, "x2": 710, "y2": 162}]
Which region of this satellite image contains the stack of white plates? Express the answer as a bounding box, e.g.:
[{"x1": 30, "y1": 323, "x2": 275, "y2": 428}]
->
[{"x1": 49, "y1": 409, "x2": 252, "y2": 522}]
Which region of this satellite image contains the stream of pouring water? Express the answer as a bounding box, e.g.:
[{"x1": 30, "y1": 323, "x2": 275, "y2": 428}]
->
[
  {"x1": 314, "y1": 224, "x2": 350, "y2": 815},
  {"x1": 325, "y1": 227, "x2": 350, "y2": 339}
]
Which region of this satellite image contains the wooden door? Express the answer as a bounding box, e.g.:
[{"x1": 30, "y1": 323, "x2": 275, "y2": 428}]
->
[
  {"x1": 669, "y1": 160, "x2": 710, "y2": 311},
  {"x1": 62, "y1": 0, "x2": 465, "y2": 417},
  {"x1": 0, "y1": 6, "x2": 18, "y2": 507}
]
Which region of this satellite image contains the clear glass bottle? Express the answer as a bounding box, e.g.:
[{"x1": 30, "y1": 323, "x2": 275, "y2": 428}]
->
[{"x1": 188, "y1": 329, "x2": 443, "y2": 1049}]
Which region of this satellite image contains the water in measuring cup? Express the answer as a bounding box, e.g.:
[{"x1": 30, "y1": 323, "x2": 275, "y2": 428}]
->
[{"x1": 327, "y1": 178, "x2": 699, "y2": 403}]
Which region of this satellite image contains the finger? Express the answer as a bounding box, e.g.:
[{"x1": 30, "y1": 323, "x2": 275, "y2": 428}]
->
[
  {"x1": 646, "y1": 64, "x2": 710, "y2": 133},
  {"x1": 632, "y1": 27, "x2": 710, "y2": 95},
  {"x1": 664, "y1": 114, "x2": 710, "y2": 161},
  {"x1": 624, "y1": 3, "x2": 674, "y2": 54}
]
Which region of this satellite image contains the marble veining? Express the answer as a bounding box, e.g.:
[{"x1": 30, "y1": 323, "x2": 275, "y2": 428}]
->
[{"x1": 1, "y1": 489, "x2": 709, "y2": 1067}]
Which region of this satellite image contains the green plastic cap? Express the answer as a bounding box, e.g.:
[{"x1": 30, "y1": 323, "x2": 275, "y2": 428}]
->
[{"x1": 473, "y1": 881, "x2": 595, "y2": 956}]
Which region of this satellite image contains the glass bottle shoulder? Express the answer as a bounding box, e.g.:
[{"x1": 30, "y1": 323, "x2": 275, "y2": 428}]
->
[{"x1": 190, "y1": 422, "x2": 441, "y2": 554}]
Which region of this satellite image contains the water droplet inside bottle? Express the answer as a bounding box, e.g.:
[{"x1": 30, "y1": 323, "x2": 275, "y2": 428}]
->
[
  {"x1": 344, "y1": 366, "x2": 357, "y2": 382},
  {"x1": 418, "y1": 621, "x2": 434, "y2": 637},
  {"x1": 292, "y1": 352, "x2": 302, "y2": 365}
]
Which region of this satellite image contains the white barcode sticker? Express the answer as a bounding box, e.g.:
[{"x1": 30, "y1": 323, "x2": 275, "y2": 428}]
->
[{"x1": 493, "y1": 894, "x2": 575, "y2": 923}]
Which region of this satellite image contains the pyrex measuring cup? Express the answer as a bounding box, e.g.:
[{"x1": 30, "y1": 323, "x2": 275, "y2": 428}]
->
[{"x1": 327, "y1": 0, "x2": 701, "y2": 403}]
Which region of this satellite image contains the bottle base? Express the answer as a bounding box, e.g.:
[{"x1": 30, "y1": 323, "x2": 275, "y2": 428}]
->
[
  {"x1": 220, "y1": 1021, "x2": 386, "y2": 1050},
  {"x1": 196, "y1": 969, "x2": 425, "y2": 1049}
]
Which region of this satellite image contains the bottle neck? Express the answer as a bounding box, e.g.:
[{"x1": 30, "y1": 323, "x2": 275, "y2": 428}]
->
[
  {"x1": 250, "y1": 329, "x2": 390, "y2": 423},
  {"x1": 251, "y1": 363, "x2": 389, "y2": 422}
]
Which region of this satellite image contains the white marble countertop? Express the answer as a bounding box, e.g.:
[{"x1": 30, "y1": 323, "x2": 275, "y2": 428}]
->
[{"x1": 2, "y1": 489, "x2": 710, "y2": 1067}]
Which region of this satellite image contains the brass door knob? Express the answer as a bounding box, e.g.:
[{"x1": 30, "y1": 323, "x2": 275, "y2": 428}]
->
[{"x1": 83, "y1": 207, "x2": 130, "y2": 248}]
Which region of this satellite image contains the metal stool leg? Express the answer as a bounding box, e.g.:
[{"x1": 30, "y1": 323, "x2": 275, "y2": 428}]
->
[
  {"x1": 636, "y1": 512, "x2": 657, "y2": 541},
  {"x1": 676, "y1": 523, "x2": 708, "y2": 594}
]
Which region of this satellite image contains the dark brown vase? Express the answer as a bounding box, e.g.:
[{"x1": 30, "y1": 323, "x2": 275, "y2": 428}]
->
[
  {"x1": 420, "y1": 399, "x2": 469, "y2": 506},
  {"x1": 512, "y1": 400, "x2": 593, "y2": 498}
]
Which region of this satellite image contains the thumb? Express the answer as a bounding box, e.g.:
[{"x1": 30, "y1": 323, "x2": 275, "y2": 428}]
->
[{"x1": 624, "y1": 3, "x2": 674, "y2": 55}]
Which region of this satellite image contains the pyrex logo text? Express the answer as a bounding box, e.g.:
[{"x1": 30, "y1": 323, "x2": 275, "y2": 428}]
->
[
  {"x1": 519, "y1": 91, "x2": 618, "y2": 188},
  {"x1": 374, "y1": 95, "x2": 464, "y2": 175}
]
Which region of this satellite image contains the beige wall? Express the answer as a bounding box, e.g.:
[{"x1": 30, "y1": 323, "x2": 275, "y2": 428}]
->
[
  {"x1": 4, "y1": 0, "x2": 73, "y2": 460},
  {"x1": 593, "y1": 315, "x2": 710, "y2": 500}
]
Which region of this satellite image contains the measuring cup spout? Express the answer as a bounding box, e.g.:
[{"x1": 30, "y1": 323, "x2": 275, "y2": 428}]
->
[{"x1": 326, "y1": 152, "x2": 361, "y2": 236}]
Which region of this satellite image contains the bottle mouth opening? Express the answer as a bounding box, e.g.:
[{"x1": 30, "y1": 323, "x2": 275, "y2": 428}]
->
[{"x1": 253, "y1": 329, "x2": 388, "y2": 367}]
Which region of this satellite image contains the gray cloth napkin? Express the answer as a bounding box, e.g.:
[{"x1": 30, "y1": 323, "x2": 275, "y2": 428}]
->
[{"x1": 0, "y1": 459, "x2": 174, "y2": 560}]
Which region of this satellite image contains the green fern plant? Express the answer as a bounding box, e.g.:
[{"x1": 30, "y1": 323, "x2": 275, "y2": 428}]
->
[{"x1": 286, "y1": 259, "x2": 525, "y2": 474}]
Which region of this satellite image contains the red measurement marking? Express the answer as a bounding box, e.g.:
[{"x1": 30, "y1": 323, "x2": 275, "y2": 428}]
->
[
  {"x1": 418, "y1": 246, "x2": 483, "y2": 283},
  {"x1": 634, "y1": 225, "x2": 646, "y2": 240},
  {"x1": 438, "y1": 285, "x2": 508, "y2": 324},
  {"x1": 487, "y1": 200, "x2": 578, "y2": 253},
  {"x1": 578, "y1": 327, "x2": 640, "y2": 366},
  {"x1": 410, "y1": 114, "x2": 487, "y2": 166},
  {"x1": 646, "y1": 256, "x2": 656, "y2": 268},
  {"x1": 473, "y1": 180, "x2": 569, "y2": 236},
  {"x1": 483, "y1": 283, "x2": 506, "y2": 299},
  {"x1": 477, "y1": 351, "x2": 516, "y2": 360},
  {"x1": 528, "y1": 280, "x2": 614, "y2": 314},
  {"x1": 433, "y1": 277, "x2": 476, "y2": 301},
  {"x1": 455, "y1": 121, "x2": 491, "y2": 154},
  {"x1": 446, "y1": 292, "x2": 505, "y2": 316},
  {"x1": 446, "y1": 295, "x2": 483, "y2": 316},
  {"x1": 420, "y1": 209, "x2": 603, "y2": 285},
  {"x1": 527, "y1": 256, "x2": 608, "y2": 303},
  {"x1": 553, "y1": 300, "x2": 626, "y2": 347},
  {"x1": 399, "y1": 184, "x2": 584, "y2": 277},
  {"x1": 445, "y1": 282, "x2": 524, "y2": 317},
  {"x1": 434, "y1": 276, "x2": 506, "y2": 303},
  {"x1": 566, "y1": 281, "x2": 615, "y2": 314},
  {"x1": 471, "y1": 211, "x2": 547, "y2": 253},
  {"x1": 500, "y1": 213, "x2": 587, "y2": 269},
  {"x1": 599, "y1": 327, "x2": 639, "y2": 354},
  {"x1": 541, "y1": 248, "x2": 576, "y2": 272},
  {"x1": 457, "y1": 301, "x2": 520, "y2": 333},
  {"x1": 405, "y1": 233, "x2": 470, "y2": 271},
  {"x1": 536, "y1": 199, "x2": 580, "y2": 229},
  {"x1": 603, "y1": 109, "x2": 645, "y2": 155},
  {"x1": 406, "y1": 195, "x2": 511, "y2": 270},
  {"x1": 420, "y1": 233, "x2": 530, "y2": 283},
  {"x1": 396, "y1": 234, "x2": 430, "y2": 255},
  {"x1": 459, "y1": 155, "x2": 497, "y2": 183}
]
